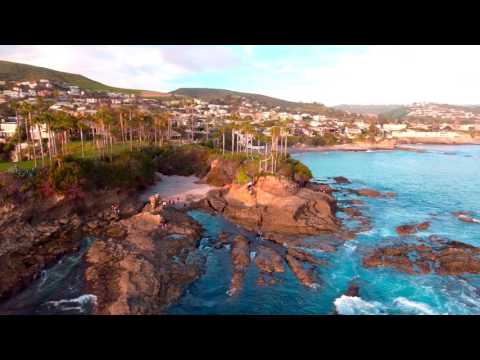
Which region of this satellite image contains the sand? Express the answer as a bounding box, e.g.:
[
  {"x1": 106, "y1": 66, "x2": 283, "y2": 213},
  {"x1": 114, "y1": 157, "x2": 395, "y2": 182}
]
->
[{"x1": 140, "y1": 173, "x2": 217, "y2": 208}]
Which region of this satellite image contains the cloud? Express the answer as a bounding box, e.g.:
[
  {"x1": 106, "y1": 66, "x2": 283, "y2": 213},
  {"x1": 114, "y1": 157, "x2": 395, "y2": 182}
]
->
[
  {"x1": 1, "y1": 45, "x2": 480, "y2": 105},
  {"x1": 0, "y1": 45, "x2": 241, "y2": 91},
  {"x1": 245, "y1": 45, "x2": 480, "y2": 105}
]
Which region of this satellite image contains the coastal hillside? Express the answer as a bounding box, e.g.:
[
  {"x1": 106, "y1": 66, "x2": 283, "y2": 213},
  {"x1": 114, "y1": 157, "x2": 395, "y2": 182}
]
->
[
  {"x1": 171, "y1": 88, "x2": 332, "y2": 114},
  {"x1": 334, "y1": 104, "x2": 406, "y2": 115},
  {"x1": 0, "y1": 60, "x2": 165, "y2": 96}
]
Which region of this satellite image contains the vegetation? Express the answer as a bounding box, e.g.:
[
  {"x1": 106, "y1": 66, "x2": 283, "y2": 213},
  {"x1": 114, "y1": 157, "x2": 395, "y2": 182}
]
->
[
  {"x1": 0, "y1": 142, "x2": 14, "y2": 162},
  {"x1": 10, "y1": 149, "x2": 157, "y2": 198},
  {"x1": 290, "y1": 133, "x2": 340, "y2": 146},
  {"x1": 0, "y1": 60, "x2": 142, "y2": 94},
  {"x1": 171, "y1": 88, "x2": 329, "y2": 113}
]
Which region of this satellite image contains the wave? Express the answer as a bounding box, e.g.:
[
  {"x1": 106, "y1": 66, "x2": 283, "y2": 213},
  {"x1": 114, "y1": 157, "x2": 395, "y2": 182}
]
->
[
  {"x1": 334, "y1": 295, "x2": 385, "y2": 315},
  {"x1": 43, "y1": 294, "x2": 98, "y2": 313},
  {"x1": 393, "y1": 297, "x2": 436, "y2": 315}
]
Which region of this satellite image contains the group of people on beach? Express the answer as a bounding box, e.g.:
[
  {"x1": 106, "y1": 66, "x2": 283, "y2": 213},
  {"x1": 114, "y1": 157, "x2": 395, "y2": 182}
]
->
[
  {"x1": 110, "y1": 204, "x2": 120, "y2": 219},
  {"x1": 160, "y1": 197, "x2": 182, "y2": 208}
]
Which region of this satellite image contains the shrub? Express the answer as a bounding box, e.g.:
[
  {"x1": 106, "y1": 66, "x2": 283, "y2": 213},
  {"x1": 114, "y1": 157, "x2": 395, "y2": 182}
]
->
[
  {"x1": 234, "y1": 167, "x2": 250, "y2": 185},
  {"x1": 293, "y1": 160, "x2": 312, "y2": 185}
]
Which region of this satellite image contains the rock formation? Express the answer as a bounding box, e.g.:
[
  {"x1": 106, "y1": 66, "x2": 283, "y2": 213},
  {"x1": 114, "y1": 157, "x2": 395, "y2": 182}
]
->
[
  {"x1": 84, "y1": 205, "x2": 203, "y2": 314},
  {"x1": 227, "y1": 235, "x2": 250, "y2": 296},
  {"x1": 0, "y1": 174, "x2": 142, "y2": 303},
  {"x1": 351, "y1": 188, "x2": 396, "y2": 198},
  {"x1": 363, "y1": 239, "x2": 480, "y2": 275},
  {"x1": 395, "y1": 221, "x2": 430, "y2": 235},
  {"x1": 333, "y1": 176, "x2": 351, "y2": 184},
  {"x1": 202, "y1": 175, "x2": 340, "y2": 240}
]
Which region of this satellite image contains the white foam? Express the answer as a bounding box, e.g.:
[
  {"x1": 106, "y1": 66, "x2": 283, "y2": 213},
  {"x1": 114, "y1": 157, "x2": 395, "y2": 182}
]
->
[
  {"x1": 250, "y1": 251, "x2": 257, "y2": 260},
  {"x1": 393, "y1": 297, "x2": 436, "y2": 315},
  {"x1": 44, "y1": 294, "x2": 98, "y2": 313},
  {"x1": 308, "y1": 283, "x2": 320, "y2": 290},
  {"x1": 344, "y1": 242, "x2": 357, "y2": 252},
  {"x1": 334, "y1": 295, "x2": 385, "y2": 315}
]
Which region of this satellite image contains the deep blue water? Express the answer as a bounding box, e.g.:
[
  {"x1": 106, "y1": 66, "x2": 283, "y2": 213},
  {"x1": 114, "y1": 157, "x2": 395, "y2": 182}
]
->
[{"x1": 169, "y1": 145, "x2": 480, "y2": 315}]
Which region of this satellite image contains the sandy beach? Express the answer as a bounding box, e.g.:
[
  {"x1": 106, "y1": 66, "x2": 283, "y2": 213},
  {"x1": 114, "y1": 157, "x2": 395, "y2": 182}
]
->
[{"x1": 141, "y1": 173, "x2": 218, "y2": 207}]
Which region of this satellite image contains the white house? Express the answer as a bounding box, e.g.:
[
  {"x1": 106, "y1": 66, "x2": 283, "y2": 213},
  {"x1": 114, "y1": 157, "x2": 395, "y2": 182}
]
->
[{"x1": 382, "y1": 123, "x2": 407, "y2": 132}]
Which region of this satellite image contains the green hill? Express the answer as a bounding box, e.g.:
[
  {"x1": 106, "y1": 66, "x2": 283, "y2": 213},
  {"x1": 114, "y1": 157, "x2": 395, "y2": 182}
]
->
[
  {"x1": 0, "y1": 60, "x2": 143, "y2": 94},
  {"x1": 171, "y1": 88, "x2": 331, "y2": 113}
]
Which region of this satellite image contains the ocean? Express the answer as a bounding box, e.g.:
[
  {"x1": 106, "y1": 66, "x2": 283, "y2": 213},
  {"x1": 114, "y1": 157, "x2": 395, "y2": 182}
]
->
[{"x1": 168, "y1": 145, "x2": 480, "y2": 315}]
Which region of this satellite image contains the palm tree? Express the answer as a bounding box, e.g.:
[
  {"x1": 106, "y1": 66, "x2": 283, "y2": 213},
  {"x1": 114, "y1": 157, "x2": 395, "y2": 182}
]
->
[
  {"x1": 19, "y1": 102, "x2": 36, "y2": 166},
  {"x1": 32, "y1": 111, "x2": 46, "y2": 166},
  {"x1": 271, "y1": 126, "x2": 281, "y2": 173}
]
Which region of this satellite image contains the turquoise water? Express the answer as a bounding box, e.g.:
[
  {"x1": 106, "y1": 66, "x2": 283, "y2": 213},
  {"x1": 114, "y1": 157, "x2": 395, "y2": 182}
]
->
[{"x1": 169, "y1": 145, "x2": 480, "y2": 315}]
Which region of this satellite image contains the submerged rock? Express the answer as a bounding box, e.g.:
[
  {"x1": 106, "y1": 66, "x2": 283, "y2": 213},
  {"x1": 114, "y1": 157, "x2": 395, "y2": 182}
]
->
[
  {"x1": 227, "y1": 235, "x2": 250, "y2": 296},
  {"x1": 255, "y1": 246, "x2": 285, "y2": 274},
  {"x1": 287, "y1": 247, "x2": 324, "y2": 266},
  {"x1": 333, "y1": 176, "x2": 351, "y2": 184},
  {"x1": 453, "y1": 211, "x2": 480, "y2": 224},
  {"x1": 363, "y1": 239, "x2": 480, "y2": 276},
  {"x1": 285, "y1": 255, "x2": 318, "y2": 289},
  {"x1": 351, "y1": 188, "x2": 396, "y2": 198},
  {"x1": 396, "y1": 221, "x2": 430, "y2": 235}
]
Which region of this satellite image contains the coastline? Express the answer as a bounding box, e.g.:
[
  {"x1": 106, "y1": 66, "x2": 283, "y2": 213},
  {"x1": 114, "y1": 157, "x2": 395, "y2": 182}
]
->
[{"x1": 289, "y1": 140, "x2": 480, "y2": 154}]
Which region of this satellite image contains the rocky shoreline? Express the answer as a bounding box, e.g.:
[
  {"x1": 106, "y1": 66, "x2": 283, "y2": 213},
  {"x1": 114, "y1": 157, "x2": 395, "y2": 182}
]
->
[
  {"x1": 2, "y1": 151, "x2": 480, "y2": 314},
  {"x1": 290, "y1": 140, "x2": 480, "y2": 154}
]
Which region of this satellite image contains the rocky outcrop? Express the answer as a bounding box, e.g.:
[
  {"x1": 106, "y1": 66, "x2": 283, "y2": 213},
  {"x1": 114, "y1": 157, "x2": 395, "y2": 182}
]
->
[
  {"x1": 255, "y1": 246, "x2": 285, "y2": 274},
  {"x1": 287, "y1": 247, "x2": 324, "y2": 266},
  {"x1": 83, "y1": 206, "x2": 203, "y2": 315},
  {"x1": 203, "y1": 158, "x2": 239, "y2": 187},
  {"x1": 227, "y1": 235, "x2": 250, "y2": 296},
  {"x1": 306, "y1": 182, "x2": 335, "y2": 194},
  {"x1": 396, "y1": 221, "x2": 430, "y2": 235},
  {"x1": 453, "y1": 211, "x2": 480, "y2": 224},
  {"x1": 363, "y1": 239, "x2": 480, "y2": 275},
  {"x1": 0, "y1": 182, "x2": 141, "y2": 303},
  {"x1": 203, "y1": 175, "x2": 340, "y2": 240},
  {"x1": 351, "y1": 188, "x2": 396, "y2": 198},
  {"x1": 333, "y1": 176, "x2": 351, "y2": 184},
  {"x1": 285, "y1": 255, "x2": 318, "y2": 288}
]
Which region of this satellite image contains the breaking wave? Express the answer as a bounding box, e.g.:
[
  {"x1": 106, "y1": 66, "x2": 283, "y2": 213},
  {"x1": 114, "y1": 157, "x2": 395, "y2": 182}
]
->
[
  {"x1": 334, "y1": 295, "x2": 385, "y2": 315},
  {"x1": 393, "y1": 297, "x2": 436, "y2": 315}
]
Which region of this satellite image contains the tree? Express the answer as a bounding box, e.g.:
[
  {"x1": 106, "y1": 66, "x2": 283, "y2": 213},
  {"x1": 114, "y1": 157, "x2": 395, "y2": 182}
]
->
[
  {"x1": 19, "y1": 102, "x2": 37, "y2": 167},
  {"x1": 469, "y1": 126, "x2": 476, "y2": 139},
  {"x1": 367, "y1": 120, "x2": 378, "y2": 143}
]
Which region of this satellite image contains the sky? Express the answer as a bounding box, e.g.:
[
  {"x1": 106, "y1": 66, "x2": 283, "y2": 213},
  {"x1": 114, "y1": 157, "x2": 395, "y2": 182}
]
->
[{"x1": 1, "y1": 45, "x2": 480, "y2": 106}]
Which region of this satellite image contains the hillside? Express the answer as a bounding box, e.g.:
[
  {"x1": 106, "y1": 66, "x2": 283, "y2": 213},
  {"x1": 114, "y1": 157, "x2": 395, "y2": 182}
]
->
[
  {"x1": 0, "y1": 60, "x2": 156, "y2": 95},
  {"x1": 333, "y1": 104, "x2": 405, "y2": 115},
  {"x1": 171, "y1": 88, "x2": 332, "y2": 113}
]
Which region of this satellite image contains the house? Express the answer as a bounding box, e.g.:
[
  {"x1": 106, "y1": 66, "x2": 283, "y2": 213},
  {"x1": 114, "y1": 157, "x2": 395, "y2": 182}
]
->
[
  {"x1": 3, "y1": 90, "x2": 20, "y2": 98},
  {"x1": 68, "y1": 86, "x2": 81, "y2": 96},
  {"x1": 86, "y1": 98, "x2": 98, "y2": 104},
  {"x1": 391, "y1": 130, "x2": 459, "y2": 138},
  {"x1": 0, "y1": 117, "x2": 19, "y2": 139},
  {"x1": 382, "y1": 123, "x2": 407, "y2": 132},
  {"x1": 344, "y1": 127, "x2": 363, "y2": 138}
]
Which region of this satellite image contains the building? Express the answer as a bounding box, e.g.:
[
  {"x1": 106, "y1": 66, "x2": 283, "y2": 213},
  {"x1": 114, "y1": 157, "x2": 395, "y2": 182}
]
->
[
  {"x1": 0, "y1": 117, "x2": 19, "y2": 139},
  {"x1": 382, "y1": 123, "x2": 407, "y2": 132},
  {"x1": 391, "y1": 130, "x2": 459, "y2": 138},
  {"x1": 68, "y1": 86, "x2": 81, "y2": 96}
]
